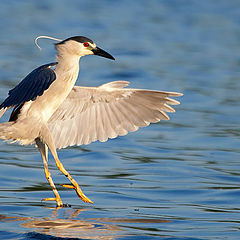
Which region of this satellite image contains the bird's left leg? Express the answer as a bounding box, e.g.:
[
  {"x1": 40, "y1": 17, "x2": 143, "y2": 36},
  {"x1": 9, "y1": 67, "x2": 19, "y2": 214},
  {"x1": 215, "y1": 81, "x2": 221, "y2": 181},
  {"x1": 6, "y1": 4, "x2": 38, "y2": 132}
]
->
[
  {"x1": 35, "y1": 138, "x2": 63, "y2": 207},
  {"x1": 54, "y1": 156, "x2": 93, "y2": 204},
  {"x1": 40, "y1": 125, "x2": 93, "y2": 204}
]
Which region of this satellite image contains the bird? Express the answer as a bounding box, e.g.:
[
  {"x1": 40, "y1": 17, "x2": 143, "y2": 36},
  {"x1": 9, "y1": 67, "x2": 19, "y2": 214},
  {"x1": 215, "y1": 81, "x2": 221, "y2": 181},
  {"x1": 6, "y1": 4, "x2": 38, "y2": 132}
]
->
[{"x1": 0, "y1": 35, "x2": 183, "y2": 207}]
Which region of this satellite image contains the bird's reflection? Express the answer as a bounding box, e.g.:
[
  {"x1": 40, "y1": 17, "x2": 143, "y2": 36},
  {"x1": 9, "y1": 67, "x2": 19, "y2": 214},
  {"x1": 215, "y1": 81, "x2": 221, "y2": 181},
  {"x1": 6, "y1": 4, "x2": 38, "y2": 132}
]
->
[{"x1": 0, "y1": 208, "x2": 170, "y2": 239}]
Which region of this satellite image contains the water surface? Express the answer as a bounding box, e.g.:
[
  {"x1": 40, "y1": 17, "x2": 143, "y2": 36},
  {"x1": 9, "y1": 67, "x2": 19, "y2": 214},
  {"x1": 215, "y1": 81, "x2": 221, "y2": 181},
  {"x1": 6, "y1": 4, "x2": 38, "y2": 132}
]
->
[{"x1": 0, "y1": 0, "x2": 240, "y2": 239}]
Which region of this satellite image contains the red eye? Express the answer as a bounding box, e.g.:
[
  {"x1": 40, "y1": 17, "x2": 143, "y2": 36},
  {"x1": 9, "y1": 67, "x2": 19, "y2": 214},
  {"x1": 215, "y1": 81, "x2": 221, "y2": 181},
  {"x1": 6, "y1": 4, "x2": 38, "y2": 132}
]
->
[{"x1": 83, "y1": 42, "x2": 89, "y2": 47}]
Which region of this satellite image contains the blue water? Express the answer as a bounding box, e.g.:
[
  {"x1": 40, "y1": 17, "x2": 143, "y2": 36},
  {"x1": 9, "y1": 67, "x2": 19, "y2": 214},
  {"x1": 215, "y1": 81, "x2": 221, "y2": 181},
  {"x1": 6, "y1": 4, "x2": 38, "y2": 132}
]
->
[{"x1": 0, "y1": 0, "x2": 240, "y2": 239}]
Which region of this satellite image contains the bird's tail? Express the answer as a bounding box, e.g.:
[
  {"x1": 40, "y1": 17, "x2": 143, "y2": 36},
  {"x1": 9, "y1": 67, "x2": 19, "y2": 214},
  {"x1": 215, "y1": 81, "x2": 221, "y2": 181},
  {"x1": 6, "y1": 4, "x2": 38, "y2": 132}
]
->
[
  {"x1": 0, "y1": 121, "x2": 38, "y2": 145},
  {"x1": 0, "y1": 122, "x2": 16, "y2": 142}
]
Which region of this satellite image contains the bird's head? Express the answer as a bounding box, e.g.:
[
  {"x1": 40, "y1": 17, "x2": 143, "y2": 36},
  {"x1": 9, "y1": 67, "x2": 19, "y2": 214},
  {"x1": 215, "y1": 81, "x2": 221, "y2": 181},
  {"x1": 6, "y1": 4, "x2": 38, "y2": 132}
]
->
[{"x1": 55, "y1": 36, "x2": 115, "y2": 60}]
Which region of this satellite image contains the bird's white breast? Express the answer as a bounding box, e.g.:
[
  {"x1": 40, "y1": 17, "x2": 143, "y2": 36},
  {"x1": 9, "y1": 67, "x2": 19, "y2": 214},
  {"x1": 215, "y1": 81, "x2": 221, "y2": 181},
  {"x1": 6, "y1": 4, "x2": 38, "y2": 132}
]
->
[{"x1": 23, "y1": 64, "x2": 80, "y2": 123}]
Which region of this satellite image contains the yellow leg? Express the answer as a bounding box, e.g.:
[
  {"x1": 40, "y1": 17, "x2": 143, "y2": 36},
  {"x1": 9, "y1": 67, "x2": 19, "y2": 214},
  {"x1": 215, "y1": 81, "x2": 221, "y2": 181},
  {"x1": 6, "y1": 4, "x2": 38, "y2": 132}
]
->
[
  {"x1": 35, "y1": 138, "x2": 63, "y2": 207},
  {"x1": 39, "y1": 125, "x2": 93, "y2": 204},
  {"x1": 55, "y1": 157, "x2": 93, "y2": 204}
]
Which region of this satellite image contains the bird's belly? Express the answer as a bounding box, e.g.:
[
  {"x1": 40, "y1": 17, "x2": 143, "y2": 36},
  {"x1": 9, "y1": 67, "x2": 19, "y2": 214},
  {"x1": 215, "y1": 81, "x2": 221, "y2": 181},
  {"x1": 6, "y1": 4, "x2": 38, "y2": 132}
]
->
[{"x1": 37, "y1": 98, "x2": 61, "y2": 122}]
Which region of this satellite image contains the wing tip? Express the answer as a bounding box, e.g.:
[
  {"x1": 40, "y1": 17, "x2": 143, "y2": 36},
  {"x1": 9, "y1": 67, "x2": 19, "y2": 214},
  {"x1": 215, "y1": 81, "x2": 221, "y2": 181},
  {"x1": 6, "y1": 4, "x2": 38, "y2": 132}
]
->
[{"x1": 167, "y1": 92, "x2": 183, "y2": 97}]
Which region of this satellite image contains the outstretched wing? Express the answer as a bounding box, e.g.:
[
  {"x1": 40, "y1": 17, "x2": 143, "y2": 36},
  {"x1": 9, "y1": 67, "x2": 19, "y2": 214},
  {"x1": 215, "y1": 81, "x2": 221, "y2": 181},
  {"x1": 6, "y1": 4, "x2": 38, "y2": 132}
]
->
[
  {"x1": 48, "y1": 81, "x2": 182, "y2": 149},
  {"x1": 0, "y1": 62, "x2": 57, "y2": 118}
]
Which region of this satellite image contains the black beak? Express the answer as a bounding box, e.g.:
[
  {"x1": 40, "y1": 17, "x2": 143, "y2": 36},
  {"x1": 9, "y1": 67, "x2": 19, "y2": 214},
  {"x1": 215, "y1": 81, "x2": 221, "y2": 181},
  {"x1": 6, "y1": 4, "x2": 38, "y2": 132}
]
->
[{"x1": 92, "y1": 47, "x2": 115, "y2": 60}]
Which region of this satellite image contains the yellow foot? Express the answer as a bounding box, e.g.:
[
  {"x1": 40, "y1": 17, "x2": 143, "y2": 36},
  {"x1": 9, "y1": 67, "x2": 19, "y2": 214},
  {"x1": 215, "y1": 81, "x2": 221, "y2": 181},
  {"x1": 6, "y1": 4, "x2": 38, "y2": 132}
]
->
[
  {"x1": 42, "y1": 197, "x2": 63, "y2": 207},
  {"x1": 62, "y1": 184, "x2": 74, "y2": 189},
  {"x1": 62, "y1": 184, "x2": 93, "y2": 204}
]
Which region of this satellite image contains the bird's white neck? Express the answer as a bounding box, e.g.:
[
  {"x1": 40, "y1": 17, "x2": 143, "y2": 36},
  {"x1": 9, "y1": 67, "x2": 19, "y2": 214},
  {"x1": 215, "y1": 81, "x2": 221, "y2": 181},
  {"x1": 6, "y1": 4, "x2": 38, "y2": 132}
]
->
[
  {"x1": 54, "y1": 50, "x2": 82, "y2": 90},
  {"x1": 56, "y1": 53, "x2": 80, "y2": 72},
  {"x1": 55, "y1": 43, "x2": 83, "y2": 74}
]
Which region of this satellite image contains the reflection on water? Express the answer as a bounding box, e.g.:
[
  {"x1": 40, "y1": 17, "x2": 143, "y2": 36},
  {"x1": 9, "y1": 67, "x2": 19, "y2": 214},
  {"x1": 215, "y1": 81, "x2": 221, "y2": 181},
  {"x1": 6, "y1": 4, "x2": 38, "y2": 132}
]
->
[
  {"x1": 0, "y1": 210, "x2": 170, "y2": 239},
  {"x1": 1, "y1": 212, "x2": 121, "y2": 240}
]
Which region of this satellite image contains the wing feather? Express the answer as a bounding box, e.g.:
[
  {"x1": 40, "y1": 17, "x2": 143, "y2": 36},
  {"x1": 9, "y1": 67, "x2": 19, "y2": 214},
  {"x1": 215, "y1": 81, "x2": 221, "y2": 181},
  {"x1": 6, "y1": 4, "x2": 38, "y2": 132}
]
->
[
  {"x1": 82, "y1": 106, "x2": 92, "y2": 145},
  {"x1": 101, "y1": 102, "x2": 118, "y2": 139},
  {"x1": 48, "y1": 81, "x2": 183, "y2": 149},
  {"x1": 0, "y1": 62, "x2": 57, "y2": 118},
  {"x1": 114, "y1": 101, "x2": 136, "y2": 133},
  {"x1": 109, "y1": 101, "x2": 130, "y2": 136},
  {"x1": 103, "y1": 102, "x2": 119, "y2": 139}
]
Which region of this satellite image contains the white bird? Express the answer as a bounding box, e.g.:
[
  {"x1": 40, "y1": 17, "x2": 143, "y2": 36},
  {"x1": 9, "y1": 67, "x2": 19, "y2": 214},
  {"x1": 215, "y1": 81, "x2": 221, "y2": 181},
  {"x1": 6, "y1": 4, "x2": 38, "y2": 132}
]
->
[{"x1": 0, "y1": 36, "x2": 183, "y2": 207}]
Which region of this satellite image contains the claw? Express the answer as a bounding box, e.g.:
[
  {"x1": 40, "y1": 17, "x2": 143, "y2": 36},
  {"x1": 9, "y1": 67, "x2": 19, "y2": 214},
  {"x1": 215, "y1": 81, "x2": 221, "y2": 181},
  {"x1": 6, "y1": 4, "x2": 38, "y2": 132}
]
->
[
  {"x1": 42, "y1": 197, "x2": 57, "y2": 201},
  {"x1": 77, "y1": 191, "x2": 93, "y2": 204},
  {"x1": 62, "y1": 184, "x2": 75, "y2": 189},
  {"x1": 74, "y1": 186, "x2": 93, "y2": 204},
  {"x1": 42, "y1": 197, "x2": 63, "y2": 207},
  {"x1": 62, "y1": 184, "x2": 93, "y2": 204}
]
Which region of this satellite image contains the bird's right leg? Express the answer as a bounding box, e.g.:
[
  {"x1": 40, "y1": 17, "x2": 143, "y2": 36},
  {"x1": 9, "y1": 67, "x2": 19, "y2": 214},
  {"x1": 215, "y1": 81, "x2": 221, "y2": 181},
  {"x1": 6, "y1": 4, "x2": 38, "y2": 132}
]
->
[
  {"x1": 51, "y1": 149, "x2": 93, "y2": 204},
  {"x1": 35, "y1": 138, "x2": 63, "y2": 207},
  {"x1": 39, "y1": 125, "x2": 93, "y2": 204}
]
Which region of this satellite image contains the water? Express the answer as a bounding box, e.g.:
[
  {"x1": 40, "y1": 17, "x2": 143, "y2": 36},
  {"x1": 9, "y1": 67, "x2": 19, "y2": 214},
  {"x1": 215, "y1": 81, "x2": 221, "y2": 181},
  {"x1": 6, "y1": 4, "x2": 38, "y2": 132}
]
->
[{"x1": 0, "y1": 0, "x2": 240, "y2": 239}]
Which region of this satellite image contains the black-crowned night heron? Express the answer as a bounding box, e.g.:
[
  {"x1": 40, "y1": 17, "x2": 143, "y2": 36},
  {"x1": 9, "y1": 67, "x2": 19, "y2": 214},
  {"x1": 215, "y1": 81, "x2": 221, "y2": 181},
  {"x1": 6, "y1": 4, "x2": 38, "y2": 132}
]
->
[{"x1": 0, "y1": 36, "x2": 182, "y2": 207}]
